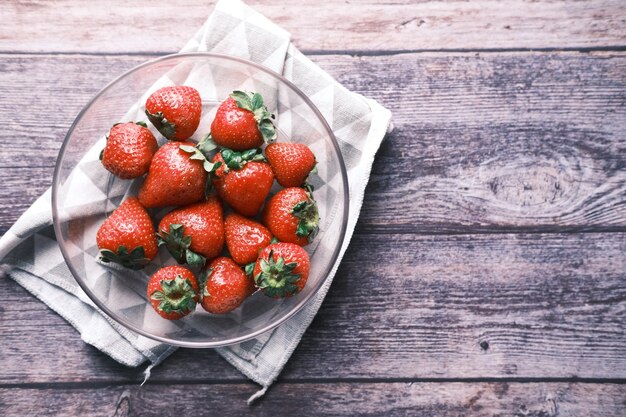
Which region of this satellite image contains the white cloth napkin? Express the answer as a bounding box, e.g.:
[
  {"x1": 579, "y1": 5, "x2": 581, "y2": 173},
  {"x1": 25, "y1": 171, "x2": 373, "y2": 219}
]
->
[{"x1": 0, "y1": 0, "x2": 391, "y2": 402}]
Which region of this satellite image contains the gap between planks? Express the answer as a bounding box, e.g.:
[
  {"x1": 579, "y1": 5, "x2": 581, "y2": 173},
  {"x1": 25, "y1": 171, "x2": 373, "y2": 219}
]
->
[
  {"x1": 2, "y1": 382, "x2": 625, "y2": 417},
  {"x1": 1, "y1": 377, "x2": 626, "y2": 390},
  {"x1": 3, "y1": 0, "x2": 625, "y2": 53},
  {"x1": 2, "y1": 232, "x2": 624, "y2": 383},
  {"x1": 2, "y1": 45, "x2": 626, "y2": 58},
  {"x1": 1, "y1": 52, "x2": 625, "y2": 235}
]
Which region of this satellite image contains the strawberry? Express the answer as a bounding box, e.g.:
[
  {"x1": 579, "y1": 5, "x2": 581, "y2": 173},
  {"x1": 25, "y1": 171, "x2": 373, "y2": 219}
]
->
[
  {"x1": 211, "y1": 91, "x2": 277, "y2": 151},
  {"x1": 263, "y1": 187, "x2": 319, "y2": 246},
  {"x1": 265, "y1": 142, "x2": 316, "y2": 187},
  {"x1": 225, "y1": 213, "x2": 273, "y2": 266},
  {"x1": 200, "y1": 257, "x2": 255, "y2": 314},
  {"x1": 158, "y1": 195, "x2": 225, "y2": 267},
  {"x1": 147, "y1": 266, "x2": 199, "y2": 320},
  {"x1": 145, "y1": 86, "x2": 202, "y2": 141},
  {"x1": 211, "y1": 148, "x2": 274, "y2": 217},
  {"x1": 100, "y1": 122, "x2": 158, "y2": 179},
  {"x1": 138, "y1": 141, "x2": 209, "y2": 208},
  {"x1": 253, "y1": 243, "x2": 310, "y2": 298},
  {"x1": 96, "y1": 197, "x2": 158, "y2": 269}
]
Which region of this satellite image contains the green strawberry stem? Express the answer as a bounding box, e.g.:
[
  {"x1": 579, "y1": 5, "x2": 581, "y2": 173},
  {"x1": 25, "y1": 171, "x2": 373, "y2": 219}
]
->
[
  {"x1": 244, "y1": 262, "x2": 256, "y2": 277},
  {"x1": 200, "y1": 267, "x2": 213, "y2": 297},
  {"x1": 179, "y1": 143, "x2": 222, "y2": 198},
  {"x1": 254, "y1": 250, "x2": 301, "y2": 297},
  {"x1": 185, "y1": 249, "x2": 206, "y2": 267},
  {"x1": 179, "y1": 144, "x2": 222, "y2": 174},
  {"x1": 220, "y1": 148, "x2": 265, "y2": 171},
  {"x1": 230, "y1": 91, "x2": 277, "y2": 143},
  {"x1": 99, "y1": 245, "x2": 150, "y2": 270},
  {"x1": 157, "y1": 224, "x2": 206, "y2": 267},
  {"x1": 145, "y1": 110, "x2": 176, "y2": 139},
  {"x1": 292, "y1": 198, "x2": 320, "y2": 243},
  {"x1": 197, "y1": 133, "x2": 217, "y2": 155},
  {"x1": 150, "y1": 274, "x2": 197, "y2": 315}
]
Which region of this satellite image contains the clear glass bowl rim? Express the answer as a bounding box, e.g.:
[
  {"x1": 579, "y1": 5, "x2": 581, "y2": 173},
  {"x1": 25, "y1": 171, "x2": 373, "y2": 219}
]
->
[{"x1": 51, "y1": 52, "x2": 350, "y2": 348}]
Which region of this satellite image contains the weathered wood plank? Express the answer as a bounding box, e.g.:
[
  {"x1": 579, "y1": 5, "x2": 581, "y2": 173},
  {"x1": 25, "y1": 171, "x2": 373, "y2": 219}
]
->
[
  {"x1": 0, "y1": 278, "x2": 242, "y2": 384},
  {"x1": 2, "y1": 232, "x2": 624, "y2": 383},
  {"x1": 0, "y1": 55, "x2": 142, "y2": 167},
  {"x1": 1, "y1": 382, "x2": 625, "y2": 416},
  {"x1": 5, "y1": 52, "x2": 625, "y2": 166},
  {"x1": 0, "y1": 167, "x2": 52, "y2": 232},
  {"x1": 1, "y1": 52, "x2": 624, "y2": 233},
  {"x1": 2, "y1": 1, "x2": 625, "y2": 53},
  {"x1": 332, "y1": 51, "x2": 626, "y2": 232}
]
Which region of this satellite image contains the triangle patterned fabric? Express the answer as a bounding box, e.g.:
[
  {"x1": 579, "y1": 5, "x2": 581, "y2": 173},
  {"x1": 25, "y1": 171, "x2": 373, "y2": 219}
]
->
[{"x1": 0, "y1": 0, "x2": 392, "y2": 402}]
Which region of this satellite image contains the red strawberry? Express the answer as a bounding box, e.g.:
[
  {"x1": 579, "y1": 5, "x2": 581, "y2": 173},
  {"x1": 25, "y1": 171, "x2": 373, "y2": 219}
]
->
[
  {"x1": 100, "y1": 122, "x2": 158, "y2": 179},
  {"x1": 253, "y1": 243, "x2": 310, "y2": 298},
  {"x1": 147, "y1": 266, "x2": 199, "y2": 320},
  {"x1": 263, "y1": 187, "x2": 319, "y2": 246},
  {"x1": 138, "y1": 141, "x2": 208, "y2": 208},
  {"x1": 200, "y1": 257, "x2": 255, "y2": 314},
  {"x1": 96, "y1": 197, "x2": 158, "y2": 269},
  {"x1": 211, "y1": 91, "x2": 276, "y2": 151},
  {"x1": 265, "y1": 142, "x2": 316, "y2": 187},
  {"x1": 211, "y1": 148, "x2": 274, "y2": 217},
  {"x1": 225, "y1": 213, "x2": 273, "y2": 266},
  {"x1": 158, "y1": 195, "x2": 225, "y2": 267},
  {"x1": 145, "y1": 86, "x2": 202, "y2": 140}
]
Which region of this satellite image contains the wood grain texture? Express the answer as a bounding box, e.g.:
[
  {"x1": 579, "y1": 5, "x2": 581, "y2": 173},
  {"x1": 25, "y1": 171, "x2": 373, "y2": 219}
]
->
[
  {"x1": 350, "y1": 52, "x2": 626, "y2": 233},
  {"x1": 2, "y1": 232, "x2": 624, "y2": 383},
  {"x1": 0, "y1": 278, "x2": 241, "y2": 384},
  {"x1": 1, "y1": 0, "x2": 625, "y2": 411},
  {"x1": 68, "y1": 230, "x2": 626, "y2": 381},
  {"x1": 1, "y1": 52, "x2": 624, "y2": 233},
  {"x1": 0, "y1": 167, "x2": 53, "y2": 231},
  {"x1": 2, "y1": 1, "x2": 625, "y2": 53},
  {"x1": 1, "y1": 383, "x2": 625, "y2": 416}
]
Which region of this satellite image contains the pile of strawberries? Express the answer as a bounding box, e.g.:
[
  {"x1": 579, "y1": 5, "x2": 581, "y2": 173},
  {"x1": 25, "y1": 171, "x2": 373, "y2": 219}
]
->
[{"x1": 96, "y1": 86, "x2": 320, "y2": 320}]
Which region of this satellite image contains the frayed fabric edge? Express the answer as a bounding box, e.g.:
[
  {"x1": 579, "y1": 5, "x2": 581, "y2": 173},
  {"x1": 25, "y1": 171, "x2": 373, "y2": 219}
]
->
[
  {"x1": 141, "y1": 363, "x2": 155, "y2": 386},
  {"x1": 140, "y1": 344, "x2": 177, "y2": 386},
  {"x1": 247, "y1": 384, "x2": 269, "y2": 405}
]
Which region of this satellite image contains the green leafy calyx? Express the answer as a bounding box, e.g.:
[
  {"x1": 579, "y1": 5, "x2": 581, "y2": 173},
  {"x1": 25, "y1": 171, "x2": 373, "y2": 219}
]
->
[
  {"x1": 150, "y1": 274, "x2": 197, "y2": 315},
  {"x1": 292, "y1": 197, "x2": 320, "y2": 243},
  {"x1": 99, "y1": 245, "x2": 150, "y2": 270},
  {"x1": 157, "y1": 224, "x2": 206, "y2": 267},
  {"x1": 254, "y1": 250, "x2": 301, "y2": 297},
  {"x1": 230, "y1": 91, "x2": 277, "y2": 144},
  {"x1": 179, "y1": 144, "x2": 222, "y2": 174},
  {"x1": 200, "y1": 267, "x2": 213, "y2": 298},
  {"x1": 244, "y1": 262, "x2": 256, "y2": 277},
  {"x1": 179, "y1": 142, "x2": 222, "y2": 197},
  {"x1": 145, "y1": 110, "x2": 176, "y2": 139},
  {"x1": 197, "y1": 133, "x2": 217, "y2": 155},
  {"x1": 220, "y1": 148, "x2": 265, "y2": 171},
  {"x1": 179, "y1": 141, "x2": 222, "y2": 198}
]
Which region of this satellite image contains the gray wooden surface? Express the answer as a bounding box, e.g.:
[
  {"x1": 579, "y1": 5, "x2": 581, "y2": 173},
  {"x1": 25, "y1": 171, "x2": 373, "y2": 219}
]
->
[{"x1": 1, "y1": 1, "x2": 625, "y2": 416}]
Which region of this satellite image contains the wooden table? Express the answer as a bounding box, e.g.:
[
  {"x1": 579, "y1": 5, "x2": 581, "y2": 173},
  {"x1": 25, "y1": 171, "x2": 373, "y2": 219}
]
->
[{"x1": 1, "y1": 1, "x2": 625, "y2": 415}]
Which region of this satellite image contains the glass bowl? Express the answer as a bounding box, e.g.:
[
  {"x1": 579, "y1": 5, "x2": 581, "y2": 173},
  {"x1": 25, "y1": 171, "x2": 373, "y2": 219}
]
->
[{"x1": 52, "y1": 53, "x2": 349, "y2": 347}]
